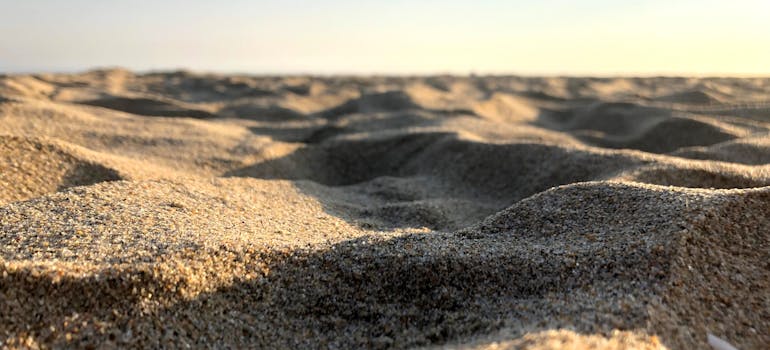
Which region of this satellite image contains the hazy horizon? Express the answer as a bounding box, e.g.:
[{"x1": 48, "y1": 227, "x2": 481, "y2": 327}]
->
[{"x1": 2, "y1": 0, "x2": 770, "y2": 76}]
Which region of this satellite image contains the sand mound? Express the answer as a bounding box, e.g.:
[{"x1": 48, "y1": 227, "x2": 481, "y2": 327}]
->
[
  {"x1": 471, "y1": 93, "x2": 540, "y2": 123},
  {"x1": 1, "y1": 71, "x2": 769, "y2": 349},
  {"x1": 4, "y1": 181, "x2": 764, "y2": 349},
  {"x1": 542, "y1": 102, "x2": 673, "y2": 135},
  {"x1": 78, "y1": 96, "x2": 217, "y2": 119},
  {"x1": 315, "y1": 91, "x2": 422, "y2": 120},
  {"x1": 652, "y1": 90, "x2": 722, "y2": 105},
  {"x1": 0, "y1": 135, "x2": 122, "y2": 204},
  {"x1": 610, "y1": 117, "x2": 742, "y2": 153},
  {"x1": 219, "y1": 103, "x2": 308, "y2": 121},
  {"x1": 540, "y1": 103, "x2": 747, "y2": 153},
  {"x1": 0, "y1": 75, "x2": 56, "y2": 100},
  {"x1": 582, "y1": 116, "x2": 743, "y2": 154},
  {"x1": 227, "y1": 131, "x2": 647, "y2": 211},
  {"x1": 649, "y1": 188, "x2": 769, "y2": 348},
  {"x1": 620, "y1": 163, "x2": 770, "y2": 189},
  {"x1": 673, "y1": 135, "x2": 770, "y2": 165}
]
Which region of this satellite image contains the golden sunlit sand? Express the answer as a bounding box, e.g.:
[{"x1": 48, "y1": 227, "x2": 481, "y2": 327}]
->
[{"x1": 0, "y1": 70, "x2": 768, "y2": 349}]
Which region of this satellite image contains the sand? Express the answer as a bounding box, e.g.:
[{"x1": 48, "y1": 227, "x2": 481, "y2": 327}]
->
[{"x1": 0, "y1": 70, "x2": 768, "y2": 349}]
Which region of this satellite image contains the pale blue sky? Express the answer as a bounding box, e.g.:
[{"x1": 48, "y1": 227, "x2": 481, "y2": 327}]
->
[{"x1": 1, "y1": 0, "x2": 769, "y2": 75}]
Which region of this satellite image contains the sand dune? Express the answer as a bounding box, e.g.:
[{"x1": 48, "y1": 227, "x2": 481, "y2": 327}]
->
[{"x1": 0, "y1": 70, "x2": 768, "y2": 349}]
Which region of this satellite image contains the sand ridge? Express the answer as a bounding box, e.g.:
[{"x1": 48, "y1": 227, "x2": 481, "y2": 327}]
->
[{"x1": 0, "y1": 70, "x2": 768, "y2": 349}]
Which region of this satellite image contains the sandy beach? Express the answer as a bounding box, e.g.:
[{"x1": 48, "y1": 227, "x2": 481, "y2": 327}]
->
[{"x1": 0, "y1": 70, "x2": 768, "y2": 349}]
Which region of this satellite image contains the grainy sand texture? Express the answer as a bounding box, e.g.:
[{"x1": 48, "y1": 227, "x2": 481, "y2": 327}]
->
[{"x1": 0, "y1": 70, "x2": 768, "y2": 349}]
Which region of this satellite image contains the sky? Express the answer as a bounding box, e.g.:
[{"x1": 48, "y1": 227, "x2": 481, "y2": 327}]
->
[{"x1": 1, "y1": 0, "x2": 769, "y2": 75}]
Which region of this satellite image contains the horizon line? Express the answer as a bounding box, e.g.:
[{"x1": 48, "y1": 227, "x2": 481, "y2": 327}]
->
[{"x1": 4, "y1": 66, "x2": 770, "y2": 79}]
